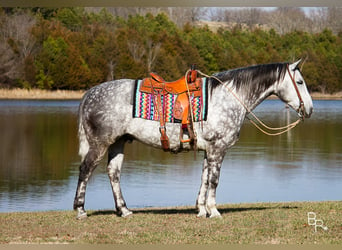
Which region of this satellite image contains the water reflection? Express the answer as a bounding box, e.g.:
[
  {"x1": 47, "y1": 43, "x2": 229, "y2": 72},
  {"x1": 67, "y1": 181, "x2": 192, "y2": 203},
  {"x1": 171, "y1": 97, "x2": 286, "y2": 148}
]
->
[
  {"x1": 0, "y1": 101, "x2": 80, "y2": 211},
  {"x1": 0, "y1": 99, "x2": 341, "y2": 212}
]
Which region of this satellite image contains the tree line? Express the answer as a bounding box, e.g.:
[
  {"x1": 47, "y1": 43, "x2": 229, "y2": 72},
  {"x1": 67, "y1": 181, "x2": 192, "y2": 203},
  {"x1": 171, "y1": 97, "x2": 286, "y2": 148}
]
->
[{"x1": 0, "y1": 7, "x2": 341, "y2": 93}]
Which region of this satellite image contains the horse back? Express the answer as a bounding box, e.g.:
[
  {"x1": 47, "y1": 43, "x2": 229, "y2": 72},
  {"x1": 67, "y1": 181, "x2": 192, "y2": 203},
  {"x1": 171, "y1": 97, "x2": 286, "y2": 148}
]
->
[{"x1": 78, "y1": 80, "x2": 136, "y2": 138}]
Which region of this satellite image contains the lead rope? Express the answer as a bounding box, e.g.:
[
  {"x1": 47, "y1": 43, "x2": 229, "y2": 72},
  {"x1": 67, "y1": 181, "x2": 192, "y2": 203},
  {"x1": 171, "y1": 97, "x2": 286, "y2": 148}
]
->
[{"x1": 196, "y1": 70, "x2": 302, "y2": 136}]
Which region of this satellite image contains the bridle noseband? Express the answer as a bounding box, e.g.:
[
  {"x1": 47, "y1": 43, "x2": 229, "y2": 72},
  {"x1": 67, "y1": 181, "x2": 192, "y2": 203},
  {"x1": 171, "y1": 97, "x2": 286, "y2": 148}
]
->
[{"x1": 286, "y1": 64, "x2": 306, "y2": 120}]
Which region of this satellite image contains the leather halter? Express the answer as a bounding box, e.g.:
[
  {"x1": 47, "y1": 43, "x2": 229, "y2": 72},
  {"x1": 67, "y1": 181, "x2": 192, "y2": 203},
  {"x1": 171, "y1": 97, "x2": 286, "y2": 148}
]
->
[{"x1": 286, "y1": 64, "x2": 305, "y2": 120}]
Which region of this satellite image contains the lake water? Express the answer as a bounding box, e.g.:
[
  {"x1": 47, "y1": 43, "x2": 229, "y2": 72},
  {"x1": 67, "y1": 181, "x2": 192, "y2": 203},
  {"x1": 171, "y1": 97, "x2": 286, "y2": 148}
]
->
[{"x1": 0, "y1": 99, "x2": 341, "y2": 212}]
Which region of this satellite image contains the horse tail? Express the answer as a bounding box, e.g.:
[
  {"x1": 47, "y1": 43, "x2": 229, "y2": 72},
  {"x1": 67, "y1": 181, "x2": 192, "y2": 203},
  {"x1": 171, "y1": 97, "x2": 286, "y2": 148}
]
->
[{"x1": 78, "y1": 97, "x2": 89, "y2": 162}]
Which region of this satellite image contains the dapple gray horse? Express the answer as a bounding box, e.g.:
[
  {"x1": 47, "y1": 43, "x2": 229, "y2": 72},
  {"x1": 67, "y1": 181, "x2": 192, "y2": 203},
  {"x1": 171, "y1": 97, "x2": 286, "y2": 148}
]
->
[{"x1": 73, "y1": 60, "x2": 313, "y2": 219}]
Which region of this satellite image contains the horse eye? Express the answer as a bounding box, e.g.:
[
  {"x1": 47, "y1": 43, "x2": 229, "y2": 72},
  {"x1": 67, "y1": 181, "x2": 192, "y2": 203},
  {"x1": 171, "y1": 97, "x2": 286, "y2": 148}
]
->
[{"x1": 297, "y1": 80, "x2": 303, "y2": 85}]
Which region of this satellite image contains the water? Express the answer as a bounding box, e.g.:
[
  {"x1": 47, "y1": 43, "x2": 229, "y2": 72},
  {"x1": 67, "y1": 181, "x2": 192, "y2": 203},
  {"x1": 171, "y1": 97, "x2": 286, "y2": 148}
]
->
[{"x1": 0, "y1": 99, "x2": 341, "y2": 212}]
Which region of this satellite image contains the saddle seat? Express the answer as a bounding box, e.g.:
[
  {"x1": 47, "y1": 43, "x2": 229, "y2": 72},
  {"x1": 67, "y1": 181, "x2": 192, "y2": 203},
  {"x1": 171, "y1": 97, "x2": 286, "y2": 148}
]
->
[
  {"x1": 139, "y1": 70, "x2": 202, "y2": 151},
  {"x1": 140, "y1": 72, "x2": 202, "y2": 96}
]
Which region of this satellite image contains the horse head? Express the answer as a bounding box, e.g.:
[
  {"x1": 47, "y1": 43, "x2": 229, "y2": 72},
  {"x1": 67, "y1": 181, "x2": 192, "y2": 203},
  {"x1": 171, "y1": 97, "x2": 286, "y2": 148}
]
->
[{"x1": 277, "y1": 59, "x2": 313, "y2": 119}]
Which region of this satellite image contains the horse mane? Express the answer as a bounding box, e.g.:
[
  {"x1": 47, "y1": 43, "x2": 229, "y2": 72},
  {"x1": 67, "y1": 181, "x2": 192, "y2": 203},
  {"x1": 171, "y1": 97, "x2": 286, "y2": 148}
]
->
[{"x1": 209, "y1": 62, "x2": 288, "y2": 96}]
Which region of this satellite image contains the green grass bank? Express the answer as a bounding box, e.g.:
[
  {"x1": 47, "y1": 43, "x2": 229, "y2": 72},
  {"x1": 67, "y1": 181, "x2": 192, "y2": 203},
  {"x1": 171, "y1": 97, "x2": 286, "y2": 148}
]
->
[{"x1": 1, "y1": 201, "x2": 341, "y2": 244}]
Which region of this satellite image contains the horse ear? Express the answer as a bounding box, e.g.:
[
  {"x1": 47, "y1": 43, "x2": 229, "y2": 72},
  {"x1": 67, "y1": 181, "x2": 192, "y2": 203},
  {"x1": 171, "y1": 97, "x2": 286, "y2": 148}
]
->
[{"x1": 290, "y1": 59, "x2": 302, "y2": 71}]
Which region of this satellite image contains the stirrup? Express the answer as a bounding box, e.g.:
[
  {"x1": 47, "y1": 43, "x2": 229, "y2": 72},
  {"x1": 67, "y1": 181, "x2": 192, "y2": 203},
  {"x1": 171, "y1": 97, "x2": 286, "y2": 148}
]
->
[
  {"x1": 179, "y1": 124, "x2": 193, "y2": 144},
  {"x1": 181, "y1": 138, "x2": 191, "y2": 143}
]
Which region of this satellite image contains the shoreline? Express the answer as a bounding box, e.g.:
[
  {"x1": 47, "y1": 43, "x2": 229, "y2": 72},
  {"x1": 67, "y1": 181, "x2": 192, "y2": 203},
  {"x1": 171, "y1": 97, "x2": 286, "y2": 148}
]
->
[
  {"x1": 0, "y1": 88, "x2": 342, "y2": 100},
  {"x1": 309, "y1": 91, "x2": 342, "y2": 100},
  {"x1": 0, "y1": 88, "x2": 85, "y2": 100}
]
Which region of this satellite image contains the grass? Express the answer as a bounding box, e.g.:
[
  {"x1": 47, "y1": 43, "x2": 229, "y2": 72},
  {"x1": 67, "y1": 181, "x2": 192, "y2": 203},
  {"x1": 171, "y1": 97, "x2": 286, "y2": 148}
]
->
[{"x1": 0, "y1": 201, "x2": 341, "y2": 244}]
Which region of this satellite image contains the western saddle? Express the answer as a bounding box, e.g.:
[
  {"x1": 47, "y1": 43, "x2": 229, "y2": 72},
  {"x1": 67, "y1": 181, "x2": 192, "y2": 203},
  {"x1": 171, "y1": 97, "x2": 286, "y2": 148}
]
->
[{"x1": 139, "y1": 65, "x2": 202, "y2": 151}]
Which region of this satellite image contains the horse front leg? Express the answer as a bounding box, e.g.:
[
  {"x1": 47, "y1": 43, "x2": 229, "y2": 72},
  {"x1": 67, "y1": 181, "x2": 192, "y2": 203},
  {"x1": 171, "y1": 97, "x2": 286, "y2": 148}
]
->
[
  {"x1": 206, "y1": 158, "x2": 223, "y2": 218},
  {"x1": 196, "y1": 149, "x2": 224, "y2": 218},
  {"x1": 196, "y1": 153, "x2": 209, "y2": 217},
  {"x1": 107, "y1": 140, "x2": 132, "y2": 217}
]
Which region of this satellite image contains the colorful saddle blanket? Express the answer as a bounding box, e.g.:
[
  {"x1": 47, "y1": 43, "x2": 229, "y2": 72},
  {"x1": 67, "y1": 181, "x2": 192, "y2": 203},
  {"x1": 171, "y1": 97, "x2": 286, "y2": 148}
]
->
[{"x1": 133, "y1": 78, "x2": 208, "y2": 123}]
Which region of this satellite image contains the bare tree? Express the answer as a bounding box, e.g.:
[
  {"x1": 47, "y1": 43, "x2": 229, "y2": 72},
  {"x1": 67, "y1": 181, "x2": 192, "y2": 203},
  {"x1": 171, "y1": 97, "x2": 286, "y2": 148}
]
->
[
  {"x1": 0, "y1": 10, "x2": 37, "y2": 86},
  {"x1": 127, "y1": 35, "x2": 161, "y2": 73},
  {"x1": 327, "y1": 7, "x2": 342, "y2": 34},
  {"x1": 127, "y1": 39, "x2": 146, "y2": 63},
  {"x1": 86, "y1": 7, "x2": 205, "y2": 27},
  {"x1": 266, "y1": 7, "x2": 310, "y2": 34},
  {"x1": 207, "y1": 8, "x2": 268, "y2": 30},
  {"x1": 235, "y1": 8, "x2": 265, "y2": 27},
  {"x1": 146, "y1": 39, "x2": 161, "y2": 73},
  {"x1": 107, "y1": 60, "x2": 116, "y2": 81},
  {"x1": 207, "y1": 7, "x2": 225, "y2": 22},
  {"x1": 307, "y1": 7, "x2": 328, "y2": 33}
]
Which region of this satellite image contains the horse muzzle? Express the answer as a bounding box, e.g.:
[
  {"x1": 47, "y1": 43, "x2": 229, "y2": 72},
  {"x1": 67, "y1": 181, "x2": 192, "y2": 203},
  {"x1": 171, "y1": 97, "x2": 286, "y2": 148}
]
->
[{"x1": 297, "y1": 102, "x2": 313, "y2": 120}]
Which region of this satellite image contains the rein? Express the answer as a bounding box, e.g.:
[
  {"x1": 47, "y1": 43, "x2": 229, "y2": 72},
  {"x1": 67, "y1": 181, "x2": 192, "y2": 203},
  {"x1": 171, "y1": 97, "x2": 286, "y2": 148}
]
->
[{"x1": 196, "y1": 68, "x2": 303, "y2": 136}]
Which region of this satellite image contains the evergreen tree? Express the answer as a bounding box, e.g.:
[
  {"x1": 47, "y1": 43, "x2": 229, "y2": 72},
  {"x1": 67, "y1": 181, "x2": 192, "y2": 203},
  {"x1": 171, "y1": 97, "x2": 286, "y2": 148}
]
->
[{"x1": 0, "y1": 7, "x2": 341, "y2": 92}]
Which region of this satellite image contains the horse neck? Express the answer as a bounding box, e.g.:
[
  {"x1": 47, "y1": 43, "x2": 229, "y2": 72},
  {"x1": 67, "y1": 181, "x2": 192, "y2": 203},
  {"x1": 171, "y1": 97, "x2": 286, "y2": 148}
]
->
[
  {"x1": 233, "y1": 82, "x2": 277, "y2": 113},
  {"x1": 208, "y1": 82, "x2": 275, "y2": 123}
]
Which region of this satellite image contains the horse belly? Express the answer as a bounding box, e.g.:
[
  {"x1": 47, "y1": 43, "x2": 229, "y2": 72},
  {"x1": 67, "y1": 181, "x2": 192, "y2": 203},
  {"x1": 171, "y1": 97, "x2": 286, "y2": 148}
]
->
[{"x1": 127, "y1": 119, "x2": 201, "y2": 152}]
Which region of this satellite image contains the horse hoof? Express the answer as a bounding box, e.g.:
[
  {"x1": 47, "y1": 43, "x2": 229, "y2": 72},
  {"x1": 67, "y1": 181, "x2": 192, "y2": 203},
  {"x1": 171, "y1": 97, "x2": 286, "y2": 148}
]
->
[
  {"x1": 76, "y1": 211, "x2": 88, "y2": 220},
  {"x1": 196, "y1": 212, "x2": 207, "y2": 218},
  {"x1": 197, "y1": 205, "x2": 208, "y2": 218},
  {"x1": 121, "y1": 211, "x2": 133, "y2": 218},
  {"x1": 196, "y1": 209, "x2": 208, "y2": 218},
  {"x1": 208, "y1": 208, "x2": 222, "y2": 219},
  {"x1": 120, "y1": 208, "x2": 133, "y2": 218},
  {"x1": 76, "y1": 207, "x2": 87, "y2": 220},
  {"x1": 210, "y1": 214, "x2": 222, "y2": 219}
]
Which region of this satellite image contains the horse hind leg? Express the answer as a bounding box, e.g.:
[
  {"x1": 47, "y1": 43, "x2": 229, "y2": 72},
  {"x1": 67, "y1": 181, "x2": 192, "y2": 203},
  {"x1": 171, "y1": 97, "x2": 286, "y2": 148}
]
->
[
  {"x1": 78, "y1": 121, "x2": 89, "y2": 162},
  {"x1": 107, "y1": 137, "x2": 132, "y2": 217},
  {"x1": 73, "y1": 144, "x2": 107, "y2": 219}
]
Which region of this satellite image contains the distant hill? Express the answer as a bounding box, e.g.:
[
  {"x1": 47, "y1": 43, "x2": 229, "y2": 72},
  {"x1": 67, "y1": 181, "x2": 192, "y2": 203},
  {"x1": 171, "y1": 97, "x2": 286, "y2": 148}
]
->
[{"x1": 195, "y1": 20, "x2": 270, "y2": 32}]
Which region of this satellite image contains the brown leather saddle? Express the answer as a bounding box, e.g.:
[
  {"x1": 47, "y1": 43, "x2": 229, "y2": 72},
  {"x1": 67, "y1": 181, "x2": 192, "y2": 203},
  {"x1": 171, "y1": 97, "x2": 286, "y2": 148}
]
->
[{"x1": 139, "y1": 67, "x2": 202, "y2": 151}]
